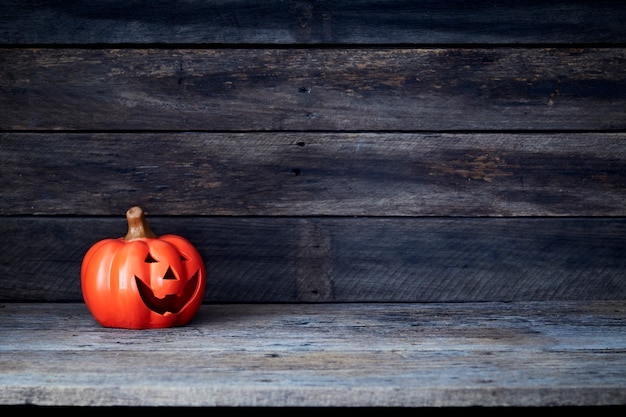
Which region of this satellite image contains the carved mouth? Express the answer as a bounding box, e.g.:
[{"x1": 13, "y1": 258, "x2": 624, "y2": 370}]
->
[{"x1": 135, "y1": 270, "x2": 200, "y2": 315}]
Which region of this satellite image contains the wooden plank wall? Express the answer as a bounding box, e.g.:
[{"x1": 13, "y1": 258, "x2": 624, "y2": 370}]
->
[{"x1": 1, "y1": 1, "x2": 626, "y2": 303}]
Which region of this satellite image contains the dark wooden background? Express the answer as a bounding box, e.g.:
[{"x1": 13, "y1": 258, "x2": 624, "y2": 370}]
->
[{"x1": 2, "y1": 0, "x2": 626, "y2": 303}]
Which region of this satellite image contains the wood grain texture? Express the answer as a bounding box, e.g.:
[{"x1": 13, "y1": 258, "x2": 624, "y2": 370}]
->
[
  {"x1": 2, "y1": 0, "x2": 626, "y2": 45},
  {"x1": 2, "y1": 48, "x2": 625, "y2": 131},
  {"x1": 1, "y1": 301, "x2": 625, "y2": 407},
  {"x1": 2, "y1": 217, "x2": 625, "y2": 303},
  {"x1": 2, "y1": 132, "x2": 626, "y2": 216}
]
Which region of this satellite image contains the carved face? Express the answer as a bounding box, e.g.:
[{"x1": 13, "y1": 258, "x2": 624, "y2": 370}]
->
[
  {"x1": 81, "y1": 234, "x2": 206, "y2": 329},
  {"x1": 134, "y1": 240, "x2": 202, "y2": 315}
]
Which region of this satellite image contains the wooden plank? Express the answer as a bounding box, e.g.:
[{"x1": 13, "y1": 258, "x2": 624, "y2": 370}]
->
[
  {"x1": 1, "y1": 301, "x2": 625, "y2": 407},
  {"x1": 1, "y1": 48, "x2": 624, "y2": 131},
  {"x1": 2, "y1": 132, "x2": 626, "y2": 216},
  {"x1": 2, "y1": 1, "x2": 626, "y2": 45},
  {"x1": 2, "y1": 217, "x2": 625, "y2": 303}
]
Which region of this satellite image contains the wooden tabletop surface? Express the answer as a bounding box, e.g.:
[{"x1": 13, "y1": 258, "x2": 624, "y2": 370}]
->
[{"x1": 2, "y1": 301, "x2": 625, "y2": 407}]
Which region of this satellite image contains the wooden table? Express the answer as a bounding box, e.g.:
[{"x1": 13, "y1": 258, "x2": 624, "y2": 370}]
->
[{"x1": 2, "y1": 301, "x2": 625, "y2": 407}]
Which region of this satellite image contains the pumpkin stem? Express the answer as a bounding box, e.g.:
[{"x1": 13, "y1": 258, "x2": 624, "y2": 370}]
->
[{"x1": 124, "y1": 206, "x2": 157, "y2": 240}]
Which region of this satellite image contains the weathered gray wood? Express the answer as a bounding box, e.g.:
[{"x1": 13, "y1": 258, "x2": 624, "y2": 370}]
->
[
  {"x1": 3, "y1": 132, "x2": 626, "y2": 216},
  {"x1": 2, "y1": 0, "x2": 626, "y2": 45},
  {"x1": 1, "y1": 301, "x2": 625, "y2": 407},
  {"x1": 2, "y1": 48, "x2": 624, "y2": 131},
  {"x1": 2, "y1": 217, "x2": 625, "y2": 303}
]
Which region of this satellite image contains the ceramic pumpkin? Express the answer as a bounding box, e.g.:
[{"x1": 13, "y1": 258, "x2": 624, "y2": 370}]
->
[{"x1": 81, "y1": 206, "x2": 206, "y2": 329}]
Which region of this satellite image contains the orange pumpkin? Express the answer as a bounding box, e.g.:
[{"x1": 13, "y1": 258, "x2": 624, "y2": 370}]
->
[{"x1": 81, "y1": 206, "x2": 206, "y2": 329}]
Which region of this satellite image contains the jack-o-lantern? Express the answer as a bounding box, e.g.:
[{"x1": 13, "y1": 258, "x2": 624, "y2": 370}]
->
[{"x1": 81, "y1": 206, "x2": 206, "y2": 329}]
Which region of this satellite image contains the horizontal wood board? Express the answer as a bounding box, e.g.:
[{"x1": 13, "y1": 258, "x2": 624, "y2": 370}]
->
[
  {"x1": 2, "y1": 217, "x2": 625, "y2": 303},
  {"x1": 2, "y1": 0, "x2": 626, "y2": 45},
  {"x1": 2, "y1": 48, "x2": 625, "y2": 131},
  {"x1": 1, "y1": 301, "x2": 625, "y2": 407},
  {"x1": 2, "y1": 132, "x2": 626, "y2": 216}
]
